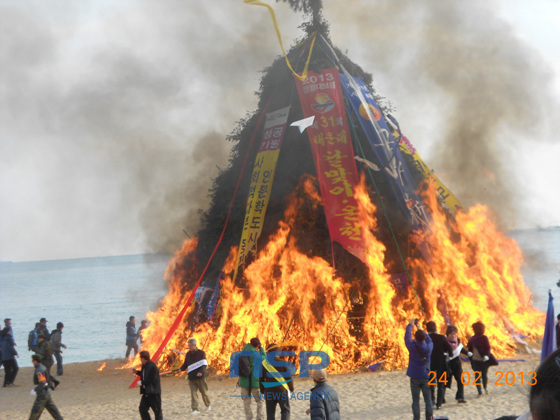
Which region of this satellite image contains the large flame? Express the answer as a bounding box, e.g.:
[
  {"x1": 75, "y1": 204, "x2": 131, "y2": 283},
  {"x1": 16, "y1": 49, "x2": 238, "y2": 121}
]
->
[{"x1": 133, "y1": 176, "x2": 543, "y2": 374}]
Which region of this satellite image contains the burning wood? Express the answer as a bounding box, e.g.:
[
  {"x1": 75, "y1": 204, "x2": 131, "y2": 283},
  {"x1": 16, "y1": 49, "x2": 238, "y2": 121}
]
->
[{"x1": 129, "y1": 178, "x2": 543, "y2": 375}]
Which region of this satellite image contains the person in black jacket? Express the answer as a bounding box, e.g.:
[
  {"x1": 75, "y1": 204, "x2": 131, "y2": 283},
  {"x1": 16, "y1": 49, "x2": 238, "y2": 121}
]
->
[
  {"x1": 175, "y1": 338, "x2": 211, "y2": 414},
  {"x1": 1, "y1": 326, "x2": 19, "y2": 387},
  {"x1": 305, "y1": 369, "x2": 340, "y2": 420},
  {"x1": 38, "y1": 334, "x2": 60, "y2": 390},
  {"x1": 29, "y1": 354, "x2": 63, "y2": 420},
  {"x1": 50, "y1": 322, "x2": 67, "y2": 376},
  {"x1": 37, "y1": 318, "x2": 50, "y2": 341},
  {"x1": 426, "y1": 321, "x2": 452, "y2": 409},
  {"x1": 260, "y1": 343, "x2": 294, "y2": 420},
  {"x1": 133, "y1": 351, "x2": 162, "y2": 420}
]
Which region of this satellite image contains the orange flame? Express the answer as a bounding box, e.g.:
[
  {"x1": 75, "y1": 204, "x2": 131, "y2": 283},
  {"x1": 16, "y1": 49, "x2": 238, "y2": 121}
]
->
[
  {"x1": 134, "y1": 176, "x2": 543, "y2": 374},
  {"x1": 97, "y1": 362, "x2": 106, "y2": 372}
]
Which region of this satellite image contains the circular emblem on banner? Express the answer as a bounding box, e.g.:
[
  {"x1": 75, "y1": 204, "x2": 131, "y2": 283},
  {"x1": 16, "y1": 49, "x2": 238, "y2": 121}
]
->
[
  {"x1": 312, "y1": 92, "x2": 335, "y2": 113},
  {"x1": 359, "y1": 103, "x2": 381, "y2": 121}
]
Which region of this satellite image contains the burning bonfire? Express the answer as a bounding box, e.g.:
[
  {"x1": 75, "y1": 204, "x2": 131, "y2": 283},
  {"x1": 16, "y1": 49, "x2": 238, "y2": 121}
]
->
[{"x1": 130, "y1": 4, "x2": 543, "y2": 375}]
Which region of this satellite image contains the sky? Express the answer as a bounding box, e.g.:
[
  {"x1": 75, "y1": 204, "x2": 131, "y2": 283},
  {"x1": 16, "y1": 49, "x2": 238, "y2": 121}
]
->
[{"x1": 1, "y1": 0, "x2": 559, "y2": 262}]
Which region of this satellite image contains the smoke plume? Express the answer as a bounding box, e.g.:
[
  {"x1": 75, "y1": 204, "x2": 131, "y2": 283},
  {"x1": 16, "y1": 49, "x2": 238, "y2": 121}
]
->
[{"x1": 324, "y1": 0, "x2": 558, "y2": 228}]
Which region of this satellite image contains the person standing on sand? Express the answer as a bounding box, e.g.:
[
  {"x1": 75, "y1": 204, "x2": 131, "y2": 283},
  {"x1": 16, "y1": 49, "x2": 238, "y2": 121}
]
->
[
  {"x1": 133, "y1": 350, "x2": 162, "y2": 420},
  {"x1": 175, "y1": 338, "x2": 211, "y2": 415},
  {"x1": 445, "y1": 325, "x2": 468, "y2": 404},
  {"x1": 239, "y1": 337, "x2": 264, "y2": 420},
  {"x1": 126, "y1": 316, "x2": 139, "y2": 358},
  {"x1": 1, "y1": 326, "x2": 19, "y2": 387},
  {"x1": 37, "y1": 334, "x2": 60, "y2": 390},
  {"x1": 260, "y1": 343, "x2": 294, "y2": 420},
  {"x1": 426, "y1": 321, "x2": 452, "y2": 409},
  {"x1": 405, "y1": 318, "x2": 433, "y2": 420},
  {"x1": 305, "y1": 369, "x2": 340, "y2": 420},
  {"x1": 467, "y1": 321, "x2": 498, "y2": 398},
  {"x1": 50, "y1": 323, "x2": 67, "y2": 376},
  {"x1": 29, "y1": 354, "x2": 63, "y2": 420}
]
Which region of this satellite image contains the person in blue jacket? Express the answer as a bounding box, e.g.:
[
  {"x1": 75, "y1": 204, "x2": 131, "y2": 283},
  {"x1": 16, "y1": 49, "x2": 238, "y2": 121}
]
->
[
  {"x1": 125, "y1": 316, "x2": 138, "y2": 359},
  {"x1": 405, "y1": 318, "x2": 433, "y2": 420},
  {"x1": 1, "y1": 326, "x2": 19, "y2": 387},
  {"x1": 306, "y1": 369, "x2": 340, "y2": 420}
]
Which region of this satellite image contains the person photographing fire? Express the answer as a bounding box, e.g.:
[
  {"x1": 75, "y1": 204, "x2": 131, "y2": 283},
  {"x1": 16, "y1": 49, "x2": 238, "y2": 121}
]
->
[
  {"x1": 404, "y1": 318, "x2": 433, "y2": 420},
  {"x1": 174, "y1": 338, "x2": 211, "y2": 415}
]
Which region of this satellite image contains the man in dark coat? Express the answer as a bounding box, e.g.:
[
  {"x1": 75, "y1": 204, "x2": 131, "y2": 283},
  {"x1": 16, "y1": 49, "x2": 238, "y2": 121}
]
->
[
  {"x1": 50, "y1": 322, "x2": 67, "y2": 376},
  {"x1": 260, "y1": 343, "x2": 294, "y2": 420},
  {"x1": 133, "y1": 351, "x2": 162, "y2": 420},
  {"x1": 176, "y1": 338, "x2": 211, "y2": 414},
  {"x1": 38, "y1": 333, "x2": 60, "y2": 389},
  {"x1": 29, "y1": 354, "x2": 63, "y2": 420},
  {"x1": 37, "y1": 318, "x2": 50, "y2": 341},
  {"x1": 405, "y1": 318, "x2": 433, "y2": 420},
  {"x1": 305, "y1": 369, "x2": 340, "y2": 420},
  {"x1": 426, "y1": 321, "x2": 452, "y2": 409},
  {"x1": 1, "y1": 326, "x2": 19, "y2": 387}
]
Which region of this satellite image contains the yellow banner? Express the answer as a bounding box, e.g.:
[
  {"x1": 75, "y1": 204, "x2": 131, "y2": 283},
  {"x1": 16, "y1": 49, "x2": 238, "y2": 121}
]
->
[
  {"x1": 394, "y1": 132, "x2": 462, "y2": 213},
  {"x1": 234, "y1": 107, "x2": 291, "y2": 280},
  {"x1": 243, "y1": 0, "x2": 316, "y2": 81}
]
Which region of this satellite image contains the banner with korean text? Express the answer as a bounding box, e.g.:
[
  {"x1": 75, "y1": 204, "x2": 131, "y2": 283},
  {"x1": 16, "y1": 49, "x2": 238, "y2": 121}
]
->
[
  {"x1": 394, "y1": 132, "x2": 462, "y2": 213},
  {"x1": 295, "y1": 68, "x2": 366, "y2": 261},
  {"x1": 339, "y1": 74, "x2": 430, "y2": 229},
  {"x1": 233, "y1": 106, "x2": 291, "y2": 281}
]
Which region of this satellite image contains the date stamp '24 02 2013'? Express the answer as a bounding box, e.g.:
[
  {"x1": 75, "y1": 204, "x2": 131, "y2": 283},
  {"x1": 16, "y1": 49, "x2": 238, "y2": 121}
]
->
[{"x1": 428, "y1": 370, "x2": 537, "y2": 386}]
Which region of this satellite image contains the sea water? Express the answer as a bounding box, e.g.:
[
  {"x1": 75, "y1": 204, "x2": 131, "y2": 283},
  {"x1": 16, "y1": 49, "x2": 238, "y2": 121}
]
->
[
  {"x1": 510, "y1": 226, "x2": 560, "y2": 311},
  {"x1": 0, "y1": 253, "x2": 170, "y2": 368},
  {"x1": 1, "y1": 228, "x2": 559, "y2": 368}
]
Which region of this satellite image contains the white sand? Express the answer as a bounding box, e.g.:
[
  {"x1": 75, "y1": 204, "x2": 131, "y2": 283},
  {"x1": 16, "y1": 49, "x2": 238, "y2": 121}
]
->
[{"x1": 0, "y1": 355, "x2": 537, "y2": 419}]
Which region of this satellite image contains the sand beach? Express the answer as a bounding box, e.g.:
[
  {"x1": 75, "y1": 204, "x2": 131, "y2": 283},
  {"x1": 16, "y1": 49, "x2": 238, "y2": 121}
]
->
[{"x1": 0, "y1": 354, "x2": 538, "y2": 420}]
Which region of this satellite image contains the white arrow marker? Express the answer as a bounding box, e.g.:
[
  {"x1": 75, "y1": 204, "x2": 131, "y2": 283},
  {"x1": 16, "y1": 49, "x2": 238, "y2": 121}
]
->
[{"x1": 290, "y1": 116, "x2": 315, "y2": 133}]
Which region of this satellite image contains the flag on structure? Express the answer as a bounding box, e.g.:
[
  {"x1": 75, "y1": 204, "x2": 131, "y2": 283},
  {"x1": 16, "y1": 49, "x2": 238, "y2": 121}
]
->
[
  {"x1": 295, "y1": 68, "x2": 366, "y2": 261},
  {"x1": 233, "y1": 106, "x2": 291, "y2": 280},
  {"x1": 541, "y1": 290, "x2": 556, "y2": 362}
]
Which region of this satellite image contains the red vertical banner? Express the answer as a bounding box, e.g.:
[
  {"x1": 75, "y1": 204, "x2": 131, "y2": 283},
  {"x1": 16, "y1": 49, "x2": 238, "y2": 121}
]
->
[{"x1": 295, "y1": 68, "x2": 366, "y2": 261}]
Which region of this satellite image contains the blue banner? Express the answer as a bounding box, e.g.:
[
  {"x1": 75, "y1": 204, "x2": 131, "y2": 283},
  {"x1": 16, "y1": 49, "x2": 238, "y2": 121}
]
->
[
  {"x1": 206, "y1": 272, "x2": 222, "y2": 322},
  {"x1": 339, "y1": 74, "x2": 429, "y2": 229},
  {"x1": 541, "y1": 291, "x2": 556, "y2": 362}
]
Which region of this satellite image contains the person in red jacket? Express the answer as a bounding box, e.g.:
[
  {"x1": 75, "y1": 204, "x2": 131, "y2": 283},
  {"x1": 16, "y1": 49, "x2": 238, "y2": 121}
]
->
[{"x1": 467, "y1": 321, "x2": 497, "y2": 397}]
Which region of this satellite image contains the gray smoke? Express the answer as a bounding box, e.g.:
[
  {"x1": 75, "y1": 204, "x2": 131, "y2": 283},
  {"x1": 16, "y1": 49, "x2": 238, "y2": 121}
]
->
[
  {"x1": 1, "y1": 0, "x2": 557, "y2": 261},
  {"x1": 0, "y1": 1, "x2": 299, "y2": 260},
  {"x1": 324, "y1": 0, "x2": 558, "y2": 229}
]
